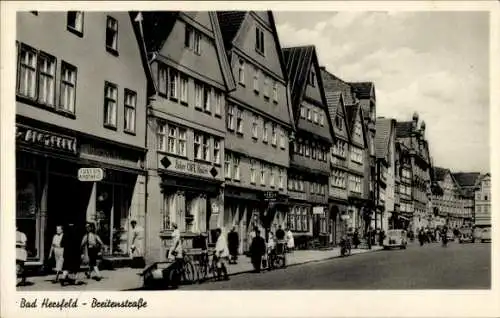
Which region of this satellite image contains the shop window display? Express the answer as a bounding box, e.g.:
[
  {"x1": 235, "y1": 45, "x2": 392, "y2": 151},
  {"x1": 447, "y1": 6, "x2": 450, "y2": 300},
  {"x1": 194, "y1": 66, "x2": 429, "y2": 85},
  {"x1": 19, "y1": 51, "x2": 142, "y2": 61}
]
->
[{"x1": 16, "y1": 170, "x2": 40, "y2": 259}]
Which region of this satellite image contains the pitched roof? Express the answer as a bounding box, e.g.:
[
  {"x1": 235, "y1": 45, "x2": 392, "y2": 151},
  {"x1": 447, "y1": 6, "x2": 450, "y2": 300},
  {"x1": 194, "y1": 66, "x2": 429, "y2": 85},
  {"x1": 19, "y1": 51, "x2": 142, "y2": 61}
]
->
[
  {"x1": 452, "y1": 172, "x2": 481, "y2": 188},
  {"x1": 395, "y1": 121, "x2": 413, "y2": 138},
  {"x1": 349, "y1": 82, "x2": 374, "y2": 99},
  {"x1": 433, "y1": 167, "x2": 448, "y2": 182},
  {"x1": 141, "y1": 12, "x2": 179, "y2": 54},
  {"x1": 320, "y1": 68, "x2": 356, "y2": 105},
  {"x1": 345, "y1": 104, "x2": 358, "y2": 133},
  {"x1": 375, "y1": 118, "x2": 393, "y2": 159},
  {"x1": 325, "y1": 91, "x2": 342, "y2": 122},
  {"x1": 216, "y1": 11, "x2": 247, "y2": 47},
  {"x1": 282, "y1": 46, "x2": 315, "y2": 112}
]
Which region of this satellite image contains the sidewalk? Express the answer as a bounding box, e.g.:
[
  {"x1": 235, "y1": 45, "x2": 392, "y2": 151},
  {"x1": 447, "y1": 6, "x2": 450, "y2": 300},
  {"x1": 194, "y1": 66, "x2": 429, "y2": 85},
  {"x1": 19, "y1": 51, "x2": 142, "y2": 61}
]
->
[{"x1": 17, "y1": 246, "x2": 383, "y2": 291}]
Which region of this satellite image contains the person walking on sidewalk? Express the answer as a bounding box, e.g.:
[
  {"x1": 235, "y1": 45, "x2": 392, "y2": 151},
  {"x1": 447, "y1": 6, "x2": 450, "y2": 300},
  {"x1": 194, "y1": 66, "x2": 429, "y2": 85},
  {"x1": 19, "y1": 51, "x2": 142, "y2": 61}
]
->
[
  {"x1": 353, "y1": 229, "x2": 360, "y2": 249},
  {"x1": 250, "y1": 229, "x2": 266, "y2": 273},
  {"x1": 228, "y1": 227, "x2": 239, "y2": 264},
  {"x1": 130, "y1": 220, "x2": 145, "y2": 268},
  {"x1": 16, "y1": 227, "x2": 28, "y2": 286},
  {"x1": 285, "y1": 227, "x2": 294, "y2": 252},
  {"x1": 49, "y1": 225, "x2": 64, "y2": 283},
  {"x1": 214, "y1": 228, "x2": 230, "y2": 280},
  {"x1": 60, "y1": 223, "x2": 81, "y2": 286},
  {"x1": 81, "y1": 222, "x2": 104, "y2": 281}
]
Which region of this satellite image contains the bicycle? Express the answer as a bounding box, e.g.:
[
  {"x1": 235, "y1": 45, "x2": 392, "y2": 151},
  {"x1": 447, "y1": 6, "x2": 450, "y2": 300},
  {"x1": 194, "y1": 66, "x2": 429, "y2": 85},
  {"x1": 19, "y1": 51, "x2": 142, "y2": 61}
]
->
[{"x1": 197, "y1": 250, "x2": 221, "y2": 282}]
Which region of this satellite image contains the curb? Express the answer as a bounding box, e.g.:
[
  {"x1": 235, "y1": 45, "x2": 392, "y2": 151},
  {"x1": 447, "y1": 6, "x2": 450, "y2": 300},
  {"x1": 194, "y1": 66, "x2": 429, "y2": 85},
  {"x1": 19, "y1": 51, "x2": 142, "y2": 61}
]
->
[{"x1": 227, "y1": 248, "x2": 384, "y2": 277}]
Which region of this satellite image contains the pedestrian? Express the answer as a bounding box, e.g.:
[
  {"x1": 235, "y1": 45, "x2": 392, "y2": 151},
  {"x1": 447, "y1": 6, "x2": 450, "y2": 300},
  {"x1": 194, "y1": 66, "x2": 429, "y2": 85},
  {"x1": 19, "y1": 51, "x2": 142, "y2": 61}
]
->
[
  {"x1": 378, "y1": 230, "x2": 385, "y2": 246},
  {"x1": 49, "y1": 225, "x2": 65, "y2": 283},
  {"x1": 249, "y1": 229, "x2": 266, "y2": 273},
  {"x1": 60, "y1": 223, "x2": 81, "y2": 286},
  {"x1": 247, "y1": 225, "x2": 257, "y2": 255},
  {"x1": 130, "y1": 220, "x2": 145, "y2": 268},
  {"x1": 353, "y1": 229, "x2": 360, "y2": 249},
  {"x1": 214, "y1": 228, "x2": 229, "y2": 280},
  {"x1": 276, "y1": 225, "x2": 286, "y2": 253},
  {"x1": 168, "y1": 223, "x2": 183, "y2": 261},
  {"x1": 81, "y1": 222, "x2": 104, "y2": 281},
  {"x1": 16, "y1": 227, "x2": 28, "y2": 286},
  {"x1": 285, "y1": 227, "x2": 294, "y2": 252},
  {"x1": 227, "y1": 226, "x2": 239, "y2": 264}
]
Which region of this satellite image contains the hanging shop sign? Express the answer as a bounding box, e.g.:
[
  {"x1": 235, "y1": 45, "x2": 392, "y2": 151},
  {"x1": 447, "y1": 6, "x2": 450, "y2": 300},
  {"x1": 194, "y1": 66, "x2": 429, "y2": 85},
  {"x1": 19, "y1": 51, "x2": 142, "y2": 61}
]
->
[
  {"x1": 263, "y1": 191, "x2": 278, "y2": 202},
  {"x1": 78, "y1": 168, "x2": 104, "y2": 182},
  {"x1": 16, "y1": 124, "x2": 77, "y2": 154}
]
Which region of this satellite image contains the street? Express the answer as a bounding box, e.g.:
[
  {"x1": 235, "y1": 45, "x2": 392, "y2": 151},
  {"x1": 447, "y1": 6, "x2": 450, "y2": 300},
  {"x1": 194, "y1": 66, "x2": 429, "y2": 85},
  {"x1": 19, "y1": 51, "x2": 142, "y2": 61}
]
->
[{"x1": 181, "y1": 242, "x2": 491, "y2": 290}]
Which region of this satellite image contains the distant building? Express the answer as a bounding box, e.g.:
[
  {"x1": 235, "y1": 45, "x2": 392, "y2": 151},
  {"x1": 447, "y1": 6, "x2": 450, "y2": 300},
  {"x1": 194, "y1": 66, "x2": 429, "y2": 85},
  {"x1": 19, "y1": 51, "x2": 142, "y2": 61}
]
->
[
  {"x1": 395, "y1": 113, "x2": 432, "y2": 231},
  {"x1": 16, "y1": 11, "x2": 153, "y2": 267},
  {"x1": 453, "y1": 172, "x2": 481, "y2": 228},
  {"x1": 474, "y1": 173, "x2": 491, "y2": 228}
]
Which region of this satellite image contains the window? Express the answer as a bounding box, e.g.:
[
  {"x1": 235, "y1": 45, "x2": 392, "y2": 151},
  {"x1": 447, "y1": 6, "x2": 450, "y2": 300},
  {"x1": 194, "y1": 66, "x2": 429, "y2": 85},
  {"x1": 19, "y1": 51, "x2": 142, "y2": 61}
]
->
[
  {"x1": 67, "y1": 11, "x2": 84, "y2": 35},
  {"x1": 106, "y1": 16, "x2": 118, "y2": 53},
  {"x1": 178, "y1": 129, "x2": 187, "y2": 156},
  {"x1": 253, "y1": 68, "x2": 260, "y2": 93},
  {"x1": 233, "y1": 156, "x2": 240, "y2": 180},
  {"x1": 350, "y1": 147, "x2": 363, "y2": 164},
  {"x1": 311, "y1": 143, "x2": 316, "y2": 159},
  {"x1": 17, "y1": 45, "x2": 37, "y2": 99},
  {"x1": 168, "y1": 127, "x2": 177, "y2": 153},
  {"x1": 214, "y1": 91, "x2": 223, "y2": 116},
  {"x1": 184, "y1": 25, "x2": 193, "y2": 48},
  {"x1": 335, "y1": 115, "x2": 343, "y2": 130},
  {"x1": 313, "y1": 110, "x2": 318, "y2": 123},
  {"x1": 169, "y1": 69, "x2": 178, "y2": 100},
  {"x1": 194, "y1": 82, "x2": 203, "y2": 109},
  {"x1": 271, "y1": 124, "x2": 277, "y2": 146},
  {"x1": 236, "y1": 108, "x2": 243, "y2": 134},
  {"x1": 263, "y1": 76, "x2": 270, "y2": 99},
  {"x1": 272, "y1": 81, "x2": 278, "y2": 103},
  {"x1": 300, "y1": 106, "x2": 306, "y2": 119},
  {"x1": 308, "y1": 70, "x2": 316, "y2": 87},
  {"x1": 260, "y1": 163, "x2": 266, "y2": 186},
  {"x1": 213, "y1": 139, "x2": 221, "y2": 164},
  {"x1": 319, "y1": 113, "x2": 324, "y2": 126},
  {"x1": 270, "y1": 167, "x2": 275, "y2": 188},
  {"x1": 263, "y1": 121, "x2": 268, "y2": 143},
  {"x1": 59, "y1": 62, "x2": 77, "y2": 113},
  {"x1": 104, "y1": 82, "x2": 117, "y2": 128},
  {"x1": 250, "y1": 160, "x2": 256, "y2": 184},
  {"x1": 305, "y1": 142, "x2": 310, "y2": 157},
  {"x1": 194, "y1": 32, "x2": 202, "y2": 55},
  {"x1": 157, "y1": 122, "x2": 167, "y2": 151},
  {"x1": 225, "y1": 153, "x2": 232, "y2": 179},
  {"x1": 255, "y1": 27, "x2": 265, "y2": 55},
  {"x1": 180, "y1": 75, "x2": 188, "y2": 104},
  {"x1": 279, "y1": 169, "x2": 285, "y2": 189},
  {"x1": 38, "y1": 53, "x2": 56, "y2": 106},
  {"x1": 279, "y1": 129, "x2": 286, "y2": 149},
  {"x1": 354, "y1": 121, "x2": 362, "y2": 138},
  {"x1": 238, "y1": 59, "x2": 245, "y2": 85},
  {"x1": 158, "y1": 66, "x2": 168, "y2": 96},
  {"x1": 203, "y1": 85, "x2": 211, "y2": 112},
  {"x1": 202, "y1": 134, "x2": 210, "y2": 161},
  {"x1": 252, "y1": 116, "x2": 259, "y2": 139},
  {"x1": 124, "y1": 89, "x2": 137, "y2": 133},
  {"x1": 307, "y1": 108, "x2": 312, "y2": 121},
  {"x1": 227, "y1": 104, "x2": 235, "y2": 130},
  {"x1": 194, "y1": 133, "x2": 202, "y2": 160}
]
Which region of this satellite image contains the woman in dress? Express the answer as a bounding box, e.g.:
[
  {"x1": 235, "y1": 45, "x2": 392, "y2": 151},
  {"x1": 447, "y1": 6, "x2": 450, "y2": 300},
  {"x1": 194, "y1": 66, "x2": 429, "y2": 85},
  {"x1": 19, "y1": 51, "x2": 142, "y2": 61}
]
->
[{"x1": 49, "y1": 225, "x2": 64, "y2": 283}]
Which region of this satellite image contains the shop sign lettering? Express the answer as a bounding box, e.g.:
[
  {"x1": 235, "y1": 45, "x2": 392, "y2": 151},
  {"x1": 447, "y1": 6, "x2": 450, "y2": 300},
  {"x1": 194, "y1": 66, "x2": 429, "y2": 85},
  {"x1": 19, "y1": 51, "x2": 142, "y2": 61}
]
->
[
  {"x1": 16, "y1": 124, "x2": 77, "y2": 154},
  {"x1": 162, "y1": 155, "x2": 217, "y2": 178},
  {"x1": 78, "y1": 168, "x2": 104, "y2": 182}
]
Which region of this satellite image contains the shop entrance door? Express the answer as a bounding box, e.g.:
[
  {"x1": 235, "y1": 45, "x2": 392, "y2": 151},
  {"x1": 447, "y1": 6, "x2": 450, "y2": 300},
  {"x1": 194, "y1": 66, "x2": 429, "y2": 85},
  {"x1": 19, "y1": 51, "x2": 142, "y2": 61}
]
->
[{"x1": 46, "y1": 174, "x2": 92, "y2": 260}]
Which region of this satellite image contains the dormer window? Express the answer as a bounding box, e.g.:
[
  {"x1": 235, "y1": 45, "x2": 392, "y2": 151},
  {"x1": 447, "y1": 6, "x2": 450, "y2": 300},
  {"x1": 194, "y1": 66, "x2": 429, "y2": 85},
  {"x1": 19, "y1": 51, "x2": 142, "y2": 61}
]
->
[
  {"x1": 335, "y1": 115, "x2": 343, "y2": 130},
  {"x1": 255, "y1": 27, "x2": 265, "y2": 55},
  {"x1": 308, "y1": 70, "x2": 316, "y2": 87}
]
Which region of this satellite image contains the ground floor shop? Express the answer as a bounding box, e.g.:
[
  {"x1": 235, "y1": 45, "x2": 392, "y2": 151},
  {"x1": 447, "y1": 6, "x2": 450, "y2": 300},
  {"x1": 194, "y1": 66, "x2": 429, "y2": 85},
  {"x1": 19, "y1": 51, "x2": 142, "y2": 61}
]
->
[
  {"x1": 146, "y1": 168, "x2": 224, "y2": 263},
  {"x1": 328, "y1": 201, "x2": 349, "y2": 246},
  {"x1": 16, "y1": 121, "x2": 146, "y2": 268}
]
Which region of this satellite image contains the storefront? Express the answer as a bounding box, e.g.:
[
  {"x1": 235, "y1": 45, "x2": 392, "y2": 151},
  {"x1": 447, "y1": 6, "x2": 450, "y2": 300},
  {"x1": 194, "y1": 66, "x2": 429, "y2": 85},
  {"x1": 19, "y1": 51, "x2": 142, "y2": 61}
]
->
[
  {"x1": 16, "y1": 121, "x2": 146, "y2": 267},
  {"x1": 329, "y1": 201, "x2": 348, "y2": 245},
  {"x1": 287, "y1": 190, "x2": 313, "y2": 249},
  {"x1": 155, "y1": 153, "x2": 224, "y2": 256}
]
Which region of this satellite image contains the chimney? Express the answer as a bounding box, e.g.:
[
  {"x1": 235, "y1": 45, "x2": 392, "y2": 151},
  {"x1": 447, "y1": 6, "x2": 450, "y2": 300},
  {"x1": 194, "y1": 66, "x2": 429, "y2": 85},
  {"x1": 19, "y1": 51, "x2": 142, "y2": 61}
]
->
[{"x1": 412, "y1": 112, "x2": 419, "y2": 130}]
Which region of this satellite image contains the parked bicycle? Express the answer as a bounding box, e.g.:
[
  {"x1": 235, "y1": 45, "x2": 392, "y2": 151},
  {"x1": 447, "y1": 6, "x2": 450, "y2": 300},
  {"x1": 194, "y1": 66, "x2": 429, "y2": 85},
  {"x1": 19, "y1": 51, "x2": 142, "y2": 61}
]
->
[{"x1": 197, "y1": 250, "x2": 221, "y2": 282}]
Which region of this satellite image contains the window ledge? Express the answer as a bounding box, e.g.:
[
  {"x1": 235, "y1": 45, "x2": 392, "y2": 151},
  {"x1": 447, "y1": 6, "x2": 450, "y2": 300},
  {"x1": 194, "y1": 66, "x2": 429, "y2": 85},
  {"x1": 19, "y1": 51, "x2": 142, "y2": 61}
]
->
[
  {"x1": 157, "y1": 150, "x2": 188, "y2": 160},
  {"x1": 214, "y1": 114, "x2": 222, "y2": 119},
  {"x1": 169, "y1": 96, "x2": 179, "y2": 103},
  {"x1": 236, "y1": 132, "x2": 244, "y2": 137},
  {"x1": 106, "y1": 46, "x2": 119, "y2": 57},
  {"x1": 180, "y1": 101, "x2": 189, "y2": 107},
  {"x1": 16, "y1": 95, "x2": 76, "y2": 119},
  {"x1": 204, "y1": 110, "x2": 212, "y2": 115},
  {"x1": 124, "y1": 129, "x2": 136, "y2": 136},
  {"x1": 67, "y1": 26, "x2": 83, "y2": 38},
  {"x1": 195, "y1": 106, "x2": 203, "y2": 111},
  {"x1": 103, "y1": 123, "x2": 118, "y2": 131},
  {"x1": 194, "y1": 158, "x2": 211, "y2": 164},
  {"x1": 238, "y1": 82, "x2": 246, "y2": 87}
]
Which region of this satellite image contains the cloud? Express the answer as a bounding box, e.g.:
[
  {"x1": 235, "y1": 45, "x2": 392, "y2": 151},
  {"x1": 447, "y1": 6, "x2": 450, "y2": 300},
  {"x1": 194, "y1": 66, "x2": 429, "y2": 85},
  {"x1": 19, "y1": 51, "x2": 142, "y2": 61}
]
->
[{"x1": 274, "y1": 11, "x2": 490, "y2": 173}]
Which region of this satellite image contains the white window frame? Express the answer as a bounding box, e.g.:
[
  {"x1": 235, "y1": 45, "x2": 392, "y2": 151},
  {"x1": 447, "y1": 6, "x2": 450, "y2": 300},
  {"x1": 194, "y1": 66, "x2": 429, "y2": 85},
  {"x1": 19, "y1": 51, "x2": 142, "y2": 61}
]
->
[
  {"x1": 260, "y1": 163, "x2": 266, "y2": 186},
  {"x1": 263, "y1": 76, "x2": 270, "y2": 98},
  {"x1": 271, "y1": 124, "x2": 277, "y2": 146},
  {"x1": 203, "y1": 85, "x2": 211, "y2": 112},
  {"x1": 202, "y1": 134, "x2": 210, "y2": 162},
  {"x1": 272, "y1": 81, "x2": 278, "y2": 103},
  {"x1": 214, "y1": 91, "x2": 222, "y2": 116},
  {"x1": 180, "y1": 75, "x2": 189, "y2": 104},
  {"x1": 279, "y1": 169, "x2": 285, "y2": 189},
  {"x1": 104, "y1": 81, "x2": 118, "y2": 128},
  {"x1": 169, "y1": 69, "x2": 179, "y2": 100},
  {"x1": 227, "y1": 104, "x2": 235, "y2": 131},
  {"x1": 279, "y1": 129, "x2": 286, "y2": 149},
  {"x1": 194, "y1": 133, "x2": 203, "y2": 160},
  {"x1": 263, "y1": 121, "x2": 268, "y2": 143},
  {"x1": 236, "y1": 108, "x2": 244, "y2": 134},
  {"x1": 124, "y1": 89, "x2": 137, "y2": 133},
  {"x1": 38, "y1": 53, "x2": 56, "y2": 107},
  {"x1": 106, "y1": 16, "x2": 118, "y2": 52},
  {"x1": 178, "y1": 128, "x2": 187, "y2": 157},
  {"x1": 252, "y1": 115, "x2": 259, "y2": 139},
  {"x1": 233, "y1": 156, "x2": 240, "y2": 180},
  {"x1": 300, "y1": 106, "x2": 306, "y2": 118},
  {"x1": 238, "y1": 59, "x2": 245, "y2": 85},
  {"x1": 225, "y1": 153, "x2": 232, "y2": 179},
  {"x1": 213, "y1": 139, "x2": 221, "y2": 164},
  {"x1": 157, "y1": 122, "x2": 167, "y2": 152},
  {"x1": 253, "y1": 68, "x2": 260, "y2": 92},
  {"x1": 59, "y1": 61, "x2": 77, "y2": 113},
  {"x1": 269, "y1": 167, "x2": 275, "y2": 188},
  {"x1": 17, "y1": 45, "x2": 37, "y2": 99},
  {"x1": 67, "y1": 11, "x2": 84, "y2": 34},
  {"x1": 313, "y1": 110, "x2": 318, "y2": 123},
  {"x1": 250, "y1": 160, "x2": 256, "y2": 184}
]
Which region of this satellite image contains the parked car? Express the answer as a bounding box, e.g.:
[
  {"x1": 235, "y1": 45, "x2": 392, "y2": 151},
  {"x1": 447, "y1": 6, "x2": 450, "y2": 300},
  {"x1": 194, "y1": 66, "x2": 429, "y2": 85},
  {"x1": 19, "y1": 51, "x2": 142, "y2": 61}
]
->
[
  {"x1": 481, "y1": 227, "x2": 491, "y2": 243},
  {"x1": 458, "y1": 228, "x2": 473, "y2": 244},
  {"x1": 383, "y1": 229, "x2": 407, "y2": 250}
]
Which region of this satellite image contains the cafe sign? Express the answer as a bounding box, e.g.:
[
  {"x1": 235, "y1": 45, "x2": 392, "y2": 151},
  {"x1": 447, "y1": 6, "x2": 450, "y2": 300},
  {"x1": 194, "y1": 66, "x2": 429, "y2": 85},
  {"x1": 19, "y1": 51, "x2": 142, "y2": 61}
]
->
[
  {"x1": 16, "y1": 124, "x2": 77, "y2": 154},
  {"x1": 159, "y1": 155, "x2": 221, "y2": 180}
]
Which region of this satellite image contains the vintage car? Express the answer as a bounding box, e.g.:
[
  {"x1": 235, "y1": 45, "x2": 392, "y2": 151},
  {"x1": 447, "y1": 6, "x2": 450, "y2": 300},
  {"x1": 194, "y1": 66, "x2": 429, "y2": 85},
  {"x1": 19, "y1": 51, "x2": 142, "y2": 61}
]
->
[
  {"x1": 481, "y1": 227, "x2": 491, "y2": 243},
  {"x1": 458, "y1": 228, "x2": 473, "y2": 243},
  {"x1": 383, "y1": 229, "x2": 408, "y2": 250}
]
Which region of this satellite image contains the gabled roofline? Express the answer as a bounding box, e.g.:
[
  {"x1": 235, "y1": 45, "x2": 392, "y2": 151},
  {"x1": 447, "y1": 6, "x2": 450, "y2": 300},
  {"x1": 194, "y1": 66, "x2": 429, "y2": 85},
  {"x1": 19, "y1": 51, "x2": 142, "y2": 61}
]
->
[
  {"x1": 210, "y1": 12, "x2": 236, "y2": 92},
  {"x1": 130, "y1": 12, "x2": 157, "y2": 97},
  {"x1": 338, "y1": 92, "x2": 352, "y2": 143},
  {"x1": 358, "y1": 107, "x2": 369, "y2": 148}
]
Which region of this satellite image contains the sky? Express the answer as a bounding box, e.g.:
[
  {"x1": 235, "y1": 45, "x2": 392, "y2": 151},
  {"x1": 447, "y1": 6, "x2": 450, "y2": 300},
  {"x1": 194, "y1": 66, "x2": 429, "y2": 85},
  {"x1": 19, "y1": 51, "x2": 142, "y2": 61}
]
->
[{"x1": 274, "y1": 11, "x2": 490, "y2": 174}]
